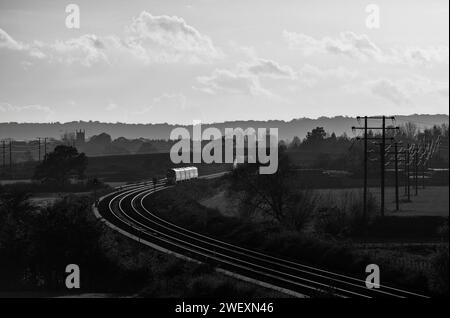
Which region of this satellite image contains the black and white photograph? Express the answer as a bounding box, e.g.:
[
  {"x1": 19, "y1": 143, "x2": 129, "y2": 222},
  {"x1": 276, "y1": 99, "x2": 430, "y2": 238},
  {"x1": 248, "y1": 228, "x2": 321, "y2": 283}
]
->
[{"x1": 0, "y1": 0, "x2": 448, "y2": 311}]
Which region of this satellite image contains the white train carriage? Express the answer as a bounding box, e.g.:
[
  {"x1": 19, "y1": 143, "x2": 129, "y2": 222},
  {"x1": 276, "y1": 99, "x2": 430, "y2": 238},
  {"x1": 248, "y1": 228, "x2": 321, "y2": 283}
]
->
[{"x1": 166, "y1": 167, "x2": 198, "y2": 184}]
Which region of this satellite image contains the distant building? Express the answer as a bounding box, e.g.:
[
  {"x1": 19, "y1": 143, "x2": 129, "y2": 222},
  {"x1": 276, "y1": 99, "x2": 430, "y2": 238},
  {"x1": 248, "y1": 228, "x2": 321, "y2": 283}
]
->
[{"x1": 75, "y1": 129, "x2": 85, "y2": 146}]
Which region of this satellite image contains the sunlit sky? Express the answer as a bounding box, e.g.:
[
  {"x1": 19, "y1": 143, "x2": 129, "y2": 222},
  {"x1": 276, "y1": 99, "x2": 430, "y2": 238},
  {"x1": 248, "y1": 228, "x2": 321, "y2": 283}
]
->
[{"x1": 0, "y1": 0, "x2": 448, "y2": 124}]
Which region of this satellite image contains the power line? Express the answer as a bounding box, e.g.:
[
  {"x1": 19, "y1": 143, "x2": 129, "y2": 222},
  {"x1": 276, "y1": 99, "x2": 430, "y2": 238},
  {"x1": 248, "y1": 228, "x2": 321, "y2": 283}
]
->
[
  {"x1": 352, "y1": 116, "x2": 398, "y2": 217},
  {"x1": 2, "y1": 140, "x2": 5, "y2": 171}
]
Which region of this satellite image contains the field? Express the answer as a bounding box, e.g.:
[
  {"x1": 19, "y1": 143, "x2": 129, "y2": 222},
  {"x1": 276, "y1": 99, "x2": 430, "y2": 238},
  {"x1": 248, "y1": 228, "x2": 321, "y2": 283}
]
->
[
  {"x1": 86, "y1": 153, "x2": 232, "y2": 181},
  {"x1": 316, "y1": 186, "x2": 449, "y2": 217},
  {"x1": 0, "y1": 152, "x2": 232, "y2": 182},
  {"x1": 29, "y1": 192, "x2": 92, "y2": 208},
  {"x1": 200, "y1": 185, "x2": 449, "y2": 219}
]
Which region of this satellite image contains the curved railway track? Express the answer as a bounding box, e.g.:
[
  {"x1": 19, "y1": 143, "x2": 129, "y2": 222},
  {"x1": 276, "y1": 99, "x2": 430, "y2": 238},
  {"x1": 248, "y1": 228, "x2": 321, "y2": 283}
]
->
[{"x1": 94, "y1": 175, "x2": 430, "y2": 298}]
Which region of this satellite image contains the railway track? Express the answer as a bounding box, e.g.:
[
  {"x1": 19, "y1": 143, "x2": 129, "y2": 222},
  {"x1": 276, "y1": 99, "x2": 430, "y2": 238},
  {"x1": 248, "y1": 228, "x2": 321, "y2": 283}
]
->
[{"x1": 94, "y1": 175, "x2": 430, "y2": 298}]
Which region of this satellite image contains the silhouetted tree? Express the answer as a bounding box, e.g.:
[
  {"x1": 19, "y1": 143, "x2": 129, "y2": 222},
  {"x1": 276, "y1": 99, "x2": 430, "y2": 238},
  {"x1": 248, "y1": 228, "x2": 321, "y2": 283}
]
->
[
  {"x1": 304, "y1": 127, "x2": 326, "y2": 145},
  {"x1": 289, "y1": 136, "x2": 301, "y2": 149},
  {"x1": 230, "y1": 146, "x2": 315, "y2": 228},
  {"x1": 0, "y1": 189, "x2": 34, "y2": 289},
  {"x1": 401, "y1": 122, "x2": 418, "y2": 140},
  {"x1": 33, "y1": 145, "x2": 88, "y2": 185}
]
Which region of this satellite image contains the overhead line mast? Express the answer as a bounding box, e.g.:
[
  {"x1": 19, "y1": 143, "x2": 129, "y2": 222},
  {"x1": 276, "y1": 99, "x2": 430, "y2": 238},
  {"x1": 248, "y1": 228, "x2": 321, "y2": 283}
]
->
[{"x1": 353, "y1": 116, "x2": 398, "y2": 217}]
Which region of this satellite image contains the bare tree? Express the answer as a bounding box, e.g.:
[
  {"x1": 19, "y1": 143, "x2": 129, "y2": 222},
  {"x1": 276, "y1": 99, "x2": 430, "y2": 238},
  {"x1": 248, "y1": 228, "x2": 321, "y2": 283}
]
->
[{"x1": 401, "y1": 122, "x2": 419, "y2": 140}]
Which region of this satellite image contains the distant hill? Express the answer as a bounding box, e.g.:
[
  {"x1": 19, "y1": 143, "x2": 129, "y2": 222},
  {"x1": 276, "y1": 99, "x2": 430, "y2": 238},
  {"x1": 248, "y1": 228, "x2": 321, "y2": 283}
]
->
[{"x1": 0, "y1": 114, "x2": 448, "y2": 141}]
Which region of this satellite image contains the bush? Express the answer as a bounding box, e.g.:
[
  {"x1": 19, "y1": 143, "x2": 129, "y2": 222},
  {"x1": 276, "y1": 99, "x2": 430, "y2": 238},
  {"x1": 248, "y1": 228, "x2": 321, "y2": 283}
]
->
[
  {"x1": 428, "y1": 247, "x2": 449, "y2": 296},
  {"x1": 150, "y1": 182, "x2": 434, "y2": 294},
  {"x1": 282, "y1": 191, "x2": 317, "y2": 232},
  {"x1": 152, "y1": 187, "x2": 368, "y2": 279},
  {"x1": 0, "y1": 187, "x2": 283, "y2": 296},
  {"x1": 315, "y1": 190, "x2": 378, "y2": 238},
  {"x1": 315, "y1": 206, "x2": 349, "y2": 238}
]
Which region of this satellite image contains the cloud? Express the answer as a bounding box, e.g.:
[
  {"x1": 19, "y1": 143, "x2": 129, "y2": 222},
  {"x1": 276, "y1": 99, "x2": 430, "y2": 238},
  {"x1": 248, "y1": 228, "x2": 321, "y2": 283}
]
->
[
  {"x1": 0, "y1": 27, "x2": 107, "y2": 66},
  {"x1": 283, "y1": 30, "x2": 449, "y2": 66},
  {"x1": 0, "y1": 28, "x2": 24, "y2": 50},
  {"x1": 437, "y1": 87, "x2": 449, "y2": 97},
  {"x1": 0, "y1": 102, "x2": 54, "y2": 122},
  {"x1": 367, "y1": 77, "x2": 448, "y2": 105},
  {"x1": 403, "y1": 46, "x2": 449, "y2": 65},
  {"x1": 0, "y1": 28, "x2": 45, "y2": 58},
  {"x1": 128, "y1": 93, "x2": 199, "y2": 124},
  {"x1": 105, "y1": 102, "x2": 118, "y2": 111},
  {"x1": 240, "y1": 58, "x2": 296, "y2": 79},
  {"x1": 0, "y1": 11, "x2": 222, "y2": 66},
  {"x1": 197, "y1": 60, "x2": 358, "y2": 98},
  {"x1": 369, "y1": 79, "x2": 410, "y2": 105},
  {"x1": 298, "y1": 64, "x2": 357, "y2": 86},
  {"x1": 125, "y1": 11, "x2": 222, "y2": 64},
  {"x1": 38, "y1": 34, "x2": 109, "y2": 66},
  {"x1": 400, "y1": 76, "x2": 449, "y2": 97},
  {"x1": 283, "y1": 30, "x2": 383, "y2": 61},
  {"x1": 133, "y1": 93, "x2": 187, "y2": 115},
  {"x1": 196, "y1": 68, "x2": 273, "y2": 97}
]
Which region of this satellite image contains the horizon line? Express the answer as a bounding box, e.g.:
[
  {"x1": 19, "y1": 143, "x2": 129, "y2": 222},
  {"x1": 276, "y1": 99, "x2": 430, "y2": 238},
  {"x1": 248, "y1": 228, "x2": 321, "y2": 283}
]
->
[{"x1": 0, "y1": 113, "x2": 449, "y2": 126}]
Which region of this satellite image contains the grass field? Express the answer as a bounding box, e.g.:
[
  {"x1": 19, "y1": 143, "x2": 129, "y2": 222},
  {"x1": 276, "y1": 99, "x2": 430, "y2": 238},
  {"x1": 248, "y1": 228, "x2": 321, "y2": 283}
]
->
[
  {"x1": 316, "y1": 186, "x2": 449, "y2": 217},
  {"x1": 200, "y1": 184, "x2": 449, "y2": 218},
  {"x1": 0, "y1": 152, "x2": 232, "y2": 182}
]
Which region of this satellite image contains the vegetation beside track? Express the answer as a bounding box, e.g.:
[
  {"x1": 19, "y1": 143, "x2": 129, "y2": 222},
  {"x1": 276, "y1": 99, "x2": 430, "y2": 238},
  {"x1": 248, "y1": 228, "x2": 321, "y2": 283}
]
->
[
  {"x1": 0, "y1": 189, "x2": 283, "y2": 297},
  {"x1": 149, "y1": 177, "x2": 448, "y2": 296}
]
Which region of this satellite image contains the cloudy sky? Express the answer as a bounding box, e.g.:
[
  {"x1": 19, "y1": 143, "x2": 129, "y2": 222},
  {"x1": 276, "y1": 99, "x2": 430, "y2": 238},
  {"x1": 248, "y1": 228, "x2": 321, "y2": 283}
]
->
[{"x1": 0, "y1": 0, "x2": 448, "y2": 124}]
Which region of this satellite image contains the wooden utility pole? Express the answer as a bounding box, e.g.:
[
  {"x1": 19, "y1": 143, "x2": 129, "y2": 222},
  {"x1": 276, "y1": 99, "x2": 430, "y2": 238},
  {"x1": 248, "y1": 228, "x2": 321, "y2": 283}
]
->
[
  {"x1": 363, "y1": 116, "x2": 368, "y2": 218},
  {"x1": 353, "y1": 116, "x2": 398, "y2": 217},
  {"x1": 403, "y1": 149, "x2": 408, "y2": 196},
  {"x1": 44, "y1": 137, "x2": 47, "y2": 161},
  {"x1": 406, "y1": 144, "x2": 411, "y2": 201},
  {"x1": 386, "y1": 142, "x2": 407, "y2": 211},
  {"x1": 380, "y1": 116, "x2": 386, "y2": 216},
  {"x1": 420, "y1": 144, "x2": 427, "y2": 189},
  {"x1": 9, "y1": 140, "x2": 12, "y2": 170},
  {"x1": 414, "y1": 145, "x2": 418, "y2": 196},
  {"x1": 38, "y1": 137, "x2": 41, "y2": 162},
  {"x1": 2, "y1": 140, "x2": 5, "y2": 170},
  {"x1": 394, "y1": 142, "x2": 399, "y2": 211}
]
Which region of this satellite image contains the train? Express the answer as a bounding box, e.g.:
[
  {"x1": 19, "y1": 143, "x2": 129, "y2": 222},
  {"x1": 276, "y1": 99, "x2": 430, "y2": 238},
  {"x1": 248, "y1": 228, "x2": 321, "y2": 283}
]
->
[{"x1": 166, "y1": 167, "x2": 199, "y2": 184}]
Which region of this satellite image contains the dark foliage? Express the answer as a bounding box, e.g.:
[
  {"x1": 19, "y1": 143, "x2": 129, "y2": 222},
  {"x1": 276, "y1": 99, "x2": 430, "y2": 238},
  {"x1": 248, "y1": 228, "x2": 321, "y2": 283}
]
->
[
  {"x1": 0, "y1": 189, "x2": 274, "y2": 296},
  {"x1": 33, "y1": 145, "x2": 88, "y2": 185}
]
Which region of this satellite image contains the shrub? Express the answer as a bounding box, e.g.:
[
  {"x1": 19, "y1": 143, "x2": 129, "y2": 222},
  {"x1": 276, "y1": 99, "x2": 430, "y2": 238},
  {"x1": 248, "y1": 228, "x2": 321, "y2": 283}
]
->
[
  {"x1": 315, "y1": 190, "x2": 378, "y2": 238},
  {"x1": 428, "y1": 247, "x2": 449, "y2": 296},
  {"x1": 282, "y1": 190, "x2": 318, "y2": 232},
  {"x1": 151, "y1": 181, "x2": 433, "y2": 294}
]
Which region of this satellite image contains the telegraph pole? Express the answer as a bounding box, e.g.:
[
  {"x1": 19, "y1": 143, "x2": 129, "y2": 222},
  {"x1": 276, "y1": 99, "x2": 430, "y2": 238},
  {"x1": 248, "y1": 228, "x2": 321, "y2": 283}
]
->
[
  {"x1": 2, "y1": 140, "x2": 5, "y2": 171},
  {"x1": 420, "y1": 144, "x2": 427, "y2": 189},
  {"x1": 380, "y1": 116, "x2": 386, "y2": 216},
  {"x1": 363, "y1": 116, "x2": 368, "y2": 218},
  {"x1": 403, "y1": 148, "x2": 408, "y2": 196},
  {"x1": 9, "y1": 140, "x2": 12, "y2": 170},
  {"x1": 38, "y1": 137, "x2": 41, "y2": 162},
  {"x1": 406, "y1": 144, "x2": 411, "y2": 201},
  {"x1": 44, "y1": 137, "x2": 47, "y2": 161},
  {"x1": 353, "y1": 116, "x2": 398, "y2": 217},
  {"x1": 414, "y1": 145, "x2": 418, "y2": 196},
  {"x1": 394, "y1": 142, "x2": 399, "y2": 211},
  {"x1": 386, "y1": 142, "x2": 407, "y2": 211}
]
